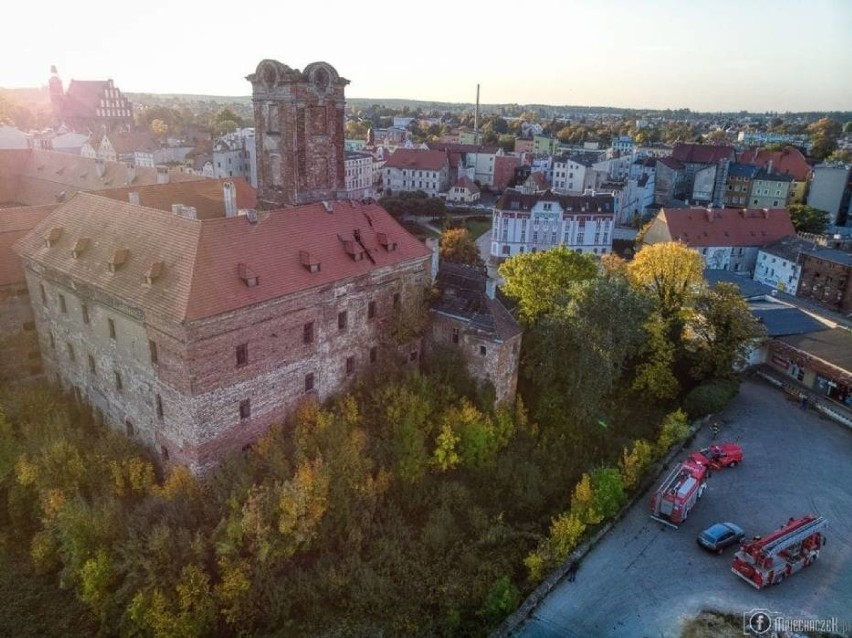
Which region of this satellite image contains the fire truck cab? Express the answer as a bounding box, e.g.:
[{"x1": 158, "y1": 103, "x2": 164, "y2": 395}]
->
[
  {"x1": 650, "y1": 459, "x2": 708, "y2": 527},
  {"x1": 731, "y1": 515, "x2": 827, "y2": 589}
]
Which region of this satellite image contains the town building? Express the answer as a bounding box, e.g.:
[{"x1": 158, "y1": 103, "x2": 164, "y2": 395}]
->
[
  {"x1": 797, "y1": 245, "x2": 852, "y2": 313},
  {"x1": 490, "y1": 189, "x2": 615, "y2": 259},
  {"x1": 493, "y1": 155, "x2": 521, "y2": 193},
  {"x1": 247, "y1": 59, "x2": 349, "y2": 208},
  {"x1": 344, "y1": 151, "x2": 373, "y2": 199},
  {"x1": 724, "y1": 163, "x2": 760, "y2": 208},
  {"x1": 807, "y1": 164, "x2": 852, "y2": 226},
  {"x1": 753, "y1": 236, "x2": 813, "y2": 293},
  {"x1": 738, "y1": 146, "x2": 811, "y2": 204},
  {"x1": 551, "y1": 152, "x2": 599, "y2": 193},
  {"x1": 642, "y1": 207, "x2": 796, "y2": 274},
  {"x1": 383, "y1": 148, "x2": 450, "y2": 197},
  {"x1": 49, "y1": 67, "x2": 134, "y2": 134},
  {"x1": 748, "y1": 168, "x2": 792, "y2": 209},
  {"x1": 211, "y1": 129, "x2": 257, "y2": 187},
  {"x1": 668, "y1": 143, "x2": 736, "y2": 206},
  {"x1": 447, "y1": 176, "x2": 480, "y2": 204},
  {"x1": 611, "y1": 135, "x2": 634, "y2": 155}
]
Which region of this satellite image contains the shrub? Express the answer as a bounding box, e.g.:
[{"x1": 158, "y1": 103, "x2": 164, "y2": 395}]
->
[
  {"x1": 657, "y1": 409, "x2": 690, "y2": 455},
  {"x1": 684, "y1": 378, "x2": 740, "y2": 419},
  {"x1": 590, "y1": 468, "x2": 625, "y2": 519},
  {"x1": 618, "y1": 439, "x2": 654, "y2": 491}
]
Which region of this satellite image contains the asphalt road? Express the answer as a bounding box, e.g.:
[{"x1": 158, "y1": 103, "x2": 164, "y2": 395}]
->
[{"x1": 518, "y1": 380, "x2": 852, "y2": 637}]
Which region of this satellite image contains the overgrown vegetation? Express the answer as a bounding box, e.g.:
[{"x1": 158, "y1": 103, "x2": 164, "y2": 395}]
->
[{"x1": 0, "y1": 243, "x2": 758, "y2": 636}]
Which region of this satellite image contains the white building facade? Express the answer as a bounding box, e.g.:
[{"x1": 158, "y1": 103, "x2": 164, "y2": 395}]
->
[
  {"x1": 491, "y1": 190, "x2": 615, "y2": 258},
  {"x1": 344, "y1": 151, "x2": 373, "y2": 199}
]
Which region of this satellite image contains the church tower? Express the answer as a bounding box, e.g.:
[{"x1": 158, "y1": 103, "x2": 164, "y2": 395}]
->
[
  {"x1": 247, "y1": 60, "x2": 349, "y2": 209},
  {"x1": 48, "y1": 65, "x2": 65, "y2": 124}
]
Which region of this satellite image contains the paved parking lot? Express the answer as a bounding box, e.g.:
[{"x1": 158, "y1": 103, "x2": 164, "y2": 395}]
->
[{"x1": 518, "y1": 380, "x2": 852, "y2": 637}]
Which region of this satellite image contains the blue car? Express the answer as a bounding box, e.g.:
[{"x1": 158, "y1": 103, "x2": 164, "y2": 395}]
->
[{"x1": 697, "y1": 522, "x2": 745, "y2": 554}]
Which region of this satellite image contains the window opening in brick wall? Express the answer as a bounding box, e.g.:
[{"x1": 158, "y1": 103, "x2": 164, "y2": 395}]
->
[
  {"x1": 59, "y1": 294, "x2": 67, "y2": 313},
  {"x1": 370, "y1": 346, "x2": 377, "y2": 364},
  {"x1": 368, "y1": 300, "x2": 376, "y2": 319},
  {"x1": 239, "y1": 399, "x2": 251, "y2": 420},
  {"x1": 304, "y1": 321, "x2": 314, "y2": 344},
  {"x1": 236, "y1": 343, "x2": 248, "y2": 367},
  {"x1": 305, "y1": 373, "x2": 315, "y2": 393},
  {"x1": 338, "y1": 311, "x2": 348, "y2": 330},
  {"x1": 156, "y1": 394, "x2": 164, "y2": 419},
  {"x1": 88, "y1": 354, "x2": 96, "y2": 374},
  {"x1": 67, "y1": 342, "x2": 75, "y2": 362},
  {"x1": 82, "y1": 303, "x2": 89, "y2": 324},
  {"x1": 125, "y1": 420, "x2": 134, "y2": 437},
  {"x1": 114, "y1": 370, "x2": 122, "y2": 391},
  {"x1": 149, "y1": 340, "x2": 158, "y2": 365},
  {"x1": 346, "y1": 356, "x2": 355, "y2": 375},
  {"x1": 108, "y1": 318, "x2": 116, "y2": 339}
]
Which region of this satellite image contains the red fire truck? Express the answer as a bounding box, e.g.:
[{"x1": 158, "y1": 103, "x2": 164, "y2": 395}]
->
[
  {"x1": 731, "y1": 515, "x2": 827, "y2": 589},
  {"x1": 650, "y1": 458, "x2": 708, "y2": 527}
]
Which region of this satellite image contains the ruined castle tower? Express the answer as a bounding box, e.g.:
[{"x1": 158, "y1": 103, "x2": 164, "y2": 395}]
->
[{"x1": 247, "y1": 60, "x2": 349, "y2": 209}]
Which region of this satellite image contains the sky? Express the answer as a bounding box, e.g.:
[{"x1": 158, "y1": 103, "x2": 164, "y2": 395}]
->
[{"x1": 3, "y1": 0, "x2": 851, "y2": 112}]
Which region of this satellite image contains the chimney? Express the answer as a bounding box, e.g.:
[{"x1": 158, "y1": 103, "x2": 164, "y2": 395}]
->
[
  {"x1": 156, "y1": 165, "x2": 169, "y2": 184},
  {"x1": 125, "y1": 161, "x2": 136, "y2": 185},
  {"x1": 172, "y1": 203, "x2": 183, "y2": 216},
  {"x1": 128, "y1": 191, "x2": 140, "y2": 205},
  {"x1": 706, "y1": 209, "x2": 713, "y2": 222},
  {"x1": 740, "y1": 209, "x2": 747, "y2": 218},
  {"x1": 485, "y1": 278, "x2": 496, "y2": 300},
  {"x1": 763, "y1": 208, "x2": 769, "y2": 218},
  {"x1": 767, "y1": 160, "x2": 773, "y2": 175},
  {"x1": 223, "y1": 180, "x2": 237, "y2": 217},
  {"x1": 322, "y1": 201, "x2": 333, "y2": 213},
  {"x1": 95, "y1": 158, "x2": 105, "y2": 178},
  {"x1": 424, "y1": 237, "x2": 439, "y2": 283}
]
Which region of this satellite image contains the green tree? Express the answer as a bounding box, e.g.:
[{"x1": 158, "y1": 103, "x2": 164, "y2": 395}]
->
[
  {"x1": 628, "y1": 242, "x2": 705, "y2": 328},
  {"x1": 689, "y1": 283, "x2": 767, "y2": 380},
  {"x1": 656, "y1": 409, "x2": 690, "y2": 454},
  {"x1": 633, "y1": 314, "x2": 680, "y2": 401},
  {"x1": 498, "y1": 246, "x2": 598, "y2": 324},
  {"x1": 440, "y1": 228, "x2": 484, "y2": 267},
  {"x1": 788, "y1": 204, "x2": 830, "y2": 234},
  {"x1": 590, "y1": 468, "x2": 625, "y2": 519},
  {"x1": 618, "y1": 439, "x2": 655, "y2": 491}
]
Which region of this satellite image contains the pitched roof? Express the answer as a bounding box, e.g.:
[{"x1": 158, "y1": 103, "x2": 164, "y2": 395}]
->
[
  {"x1": 496, "y1": 189, "x2": 614, "y2": 213},
  {"x1": 63, "y1": 80, "x2": 110, "y2": 118},
  {"x1": 671, "y1": 143, "x2": 735, "y2": 164},
  {"x1": 779, "y1": 328, "x2": 852, "y2": 375},
  {"x1": 727, "y1": 162, "x2": 761, "y2": 179},
  {"x1": 14, "y1": 192, "x2": 431, "y2": 322},
  {"x1": 658, "y1": 207, "x2": 795, "y2": 247},
  {"x1": 752, "y1": 167, "x2": 793, "y2": 183},
  {"x1": 658, "y1": 156, "x2": 685, "y2": 170},
  {"x1": 93, "y1": 178, "x2": 256, "y2": 220},
  {"x1": 0, "y1": 204, "x2": 58, "y2": 286},
  {"x1": 0, "y1": 148, "x2": 206, "y2": 207},
  {"x1": 432, "y1": 262, "x2": 521, "y2": 341},
  {"x1": 738, "y1": 146, "x2": 811, "y2": 181},
  {"x1": 385, "y1": 148, "x2": 449, "y2": 171},
  {"x1": 107, "y1": 131, "x2": 159, "y2": 155},
  {"x1": 427, "y1": 142, "x2": 500, "y2": 155},
  {"x1": 454, "y1": 176, "x2": 479, "y2": 193}
]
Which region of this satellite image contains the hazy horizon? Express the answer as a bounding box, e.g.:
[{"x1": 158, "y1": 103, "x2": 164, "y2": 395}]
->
[{"x1": 2, "y1": 0, "x2": 850, "y2": 113}]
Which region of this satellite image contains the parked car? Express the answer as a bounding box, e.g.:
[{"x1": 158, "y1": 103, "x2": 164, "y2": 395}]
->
[
  {"x1": 689, "y1": 443, "x2": 743, "y2": 470},
  {"x1": 697, "y1": 522, "x2": 745, "y2": 554}
]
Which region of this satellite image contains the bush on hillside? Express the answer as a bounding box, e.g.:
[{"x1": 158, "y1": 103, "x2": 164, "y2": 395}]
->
[{"x1": 684, "y1": 378, "x2": 740, "y2": 419}]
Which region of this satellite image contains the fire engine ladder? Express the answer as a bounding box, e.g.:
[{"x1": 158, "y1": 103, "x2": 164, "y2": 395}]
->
[{"x1": 758, "y1": 517, "x2": 827, "y2": 557}]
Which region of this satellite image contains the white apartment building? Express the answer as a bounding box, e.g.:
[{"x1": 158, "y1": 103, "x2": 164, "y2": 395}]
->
[
  {"x1": 552, "y1": 153, "x2": 599, "y2": 193},
  {"x1": 344, "y1": 151, "x2": 373, "y2": 199},
  {"x1": 491, "y1": 190, "x2": 615, "y2": 258},
  {"x1": 383, "y1": 149, "x2": 450, "y2": 197}
]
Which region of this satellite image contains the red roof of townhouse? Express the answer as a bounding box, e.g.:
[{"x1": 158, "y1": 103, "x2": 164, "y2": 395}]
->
[
  {"x1": 14, "y1": 193, "x2": 432, "y2": 322},
  {"x1": 454, "y1": 176, "x2": 480, "y2": 193},
  {"x1": 385, "y1": 148, "x2": 449, "y2": 171},
  {"x1": 93, "y1": 177, "x2": 256, "y2": 220},
  {"x1": 737, "y1": 146, "x2": 811, "y2": 182},
  {"x1": 671, "y1": 143, "x2": 736, "y2": 164},
  {"x1": 657, "y1": 207, "x2": 795, "y2": 247}
]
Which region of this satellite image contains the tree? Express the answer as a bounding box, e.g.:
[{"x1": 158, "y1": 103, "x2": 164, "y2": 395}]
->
[
  {"x1": 628, "y1": 242, "x2": 704, "y2": 327},
  {"x1": 656, "y1": 409, "x2": 690, "y2": 454},
  {"x1": 439, "y1": 228, "x2": 484, "y2": 267},
  {"x1": 618, "y1": 439, "x2": 654, "y2": 491},
  {"x1": 827, "y1": 149, "x2": 852, "y2": 164},
  {"x1": 498, "y1": 246, "x2": 598, "y2": 324},
  {"x1": 688, "y1": 283, "x2": 767, "y2": 380},
  {"x1": 589, "y1": 468, "x2": 625, "y2": 519},
  {"x1": 788, "y1": 204, "x2": 829, "y2": 234},
  {"x1": 632, "y1": 314, "x2": 680, "y2": 401},
  {"x1": 150, "y1": 119, "x2": 168, "y2": 139}
]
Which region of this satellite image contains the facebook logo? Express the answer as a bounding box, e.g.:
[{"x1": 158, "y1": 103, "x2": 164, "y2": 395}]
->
[{"x1": 744, "y1": 609, "x2": 774, "y2": 635}]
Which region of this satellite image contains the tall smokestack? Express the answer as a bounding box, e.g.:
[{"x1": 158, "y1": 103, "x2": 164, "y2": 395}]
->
[{"x1": 474, "y1": 83, "x2": 480, "y2": 146}]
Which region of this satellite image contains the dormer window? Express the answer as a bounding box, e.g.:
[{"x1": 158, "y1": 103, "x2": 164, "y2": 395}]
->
[
  {"x1": 238, "y1": 263, "x2": 258, "y2": 287},
  {"x1": 299, "y1": 251, "x2": 321, "y2": 273},
  {"x1": 108, "y1": 248, "x2": 129, "y2": 272},
  {"x1": 144, "y1": 261, "x2": 164, "y2": 285},
  {"x1": 45, "y1": 227, "x2": 63, "y2": 247},
  {"x1": 376, "y1": 232, "x2": 397, "y2": 252},
  {"x1": 71, "y1": 238, "x2": 89, "y2": 258}
]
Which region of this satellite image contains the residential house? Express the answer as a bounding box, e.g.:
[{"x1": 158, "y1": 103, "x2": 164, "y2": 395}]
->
[
  {"x1": 428, "y1": 262, "x2": 522, "y2": 404},
  {"x1": 493, "y1": 155, "x2": 521, "y2": 193},
  {"x1": 514, "y1": 138, "x2": 534, "y2": 154},
  {"x1": 552, "y1": 152, "x2": 599, "y2": 193},
  {"x1": 738, "y1": 146, "x2": 811, "y2": 204},
  {"x1": 669, "y1": 143, "x2": 736, "y2": 206},
  {"x1": 642, "y1": 207, "x2": 796, "y2": 274},
  {"x1": 491, "y1": 189, "x2": 615, "y2": 259},
  {"x1": 753, "y1": 236, "x2": 815, "y2": 293},
  {"x1": 447, "y1": 176, "x2": 480, "y2": 204},
  {"x1": 427, "y1": 143, "x2": 502, "y2": 188},
  {"x1": 344, "y1": 151, "x2": 373, "y2": 199},
  {"x1": 724, "y1": 163, "x2": 760, "y2": 208},
  {"x1": 612, "y1": 135, "x2": 634, "y2": 155},
  {"x1": 533, "y1": 135, "x2": 559, "y2": 155},
  {"x1": 797, "y1": 245, "x2": 852, "y2": 314},
  {"x1": 748, "y1": 168, "x2": 792, "y2": 209},
  {"x1": 383, "y1": 148, "x2": 450, "y2": 197}
]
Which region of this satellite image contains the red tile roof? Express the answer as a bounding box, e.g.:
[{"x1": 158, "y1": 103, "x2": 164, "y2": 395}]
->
[
  {"x1": 737, "y1": 146, "x2": 811, "y2": 182},
  {"x1": 427, "y1": 142, "x2": 501, "y2": 155},
  {"x1": 658, "y1": 156, "x2": 685, "y2": 170},
  {"x1": 93, "y1": 178, "x2": 256, "y2": 219},
  {"x1": 63, "y1": 80, "x2": 110, "y2": 118},
  {"x1": 658, "y1": 207, "x2": 795, "y2": 247},
  {"x1": 671, "y1": 143, "x2": 735, "y2": 164},
  {"x1": 0, "y1": 205, "x2": 58, "y2": 286},
  {"x1": 107, "y1": 131, "x2": 159, "y2": 155},
  {"x1": 15, "y1": 193, "x2": 432, "y2": 322},
  {"x1": 385, "y1": 149, "x2": 449, "y2": 171},
  {"x1": 0, "y1": 149, "x2": 206, "y2": 207},
  {"x1": 454, "y1": 176, "x2": 480, "y2": 193}
]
